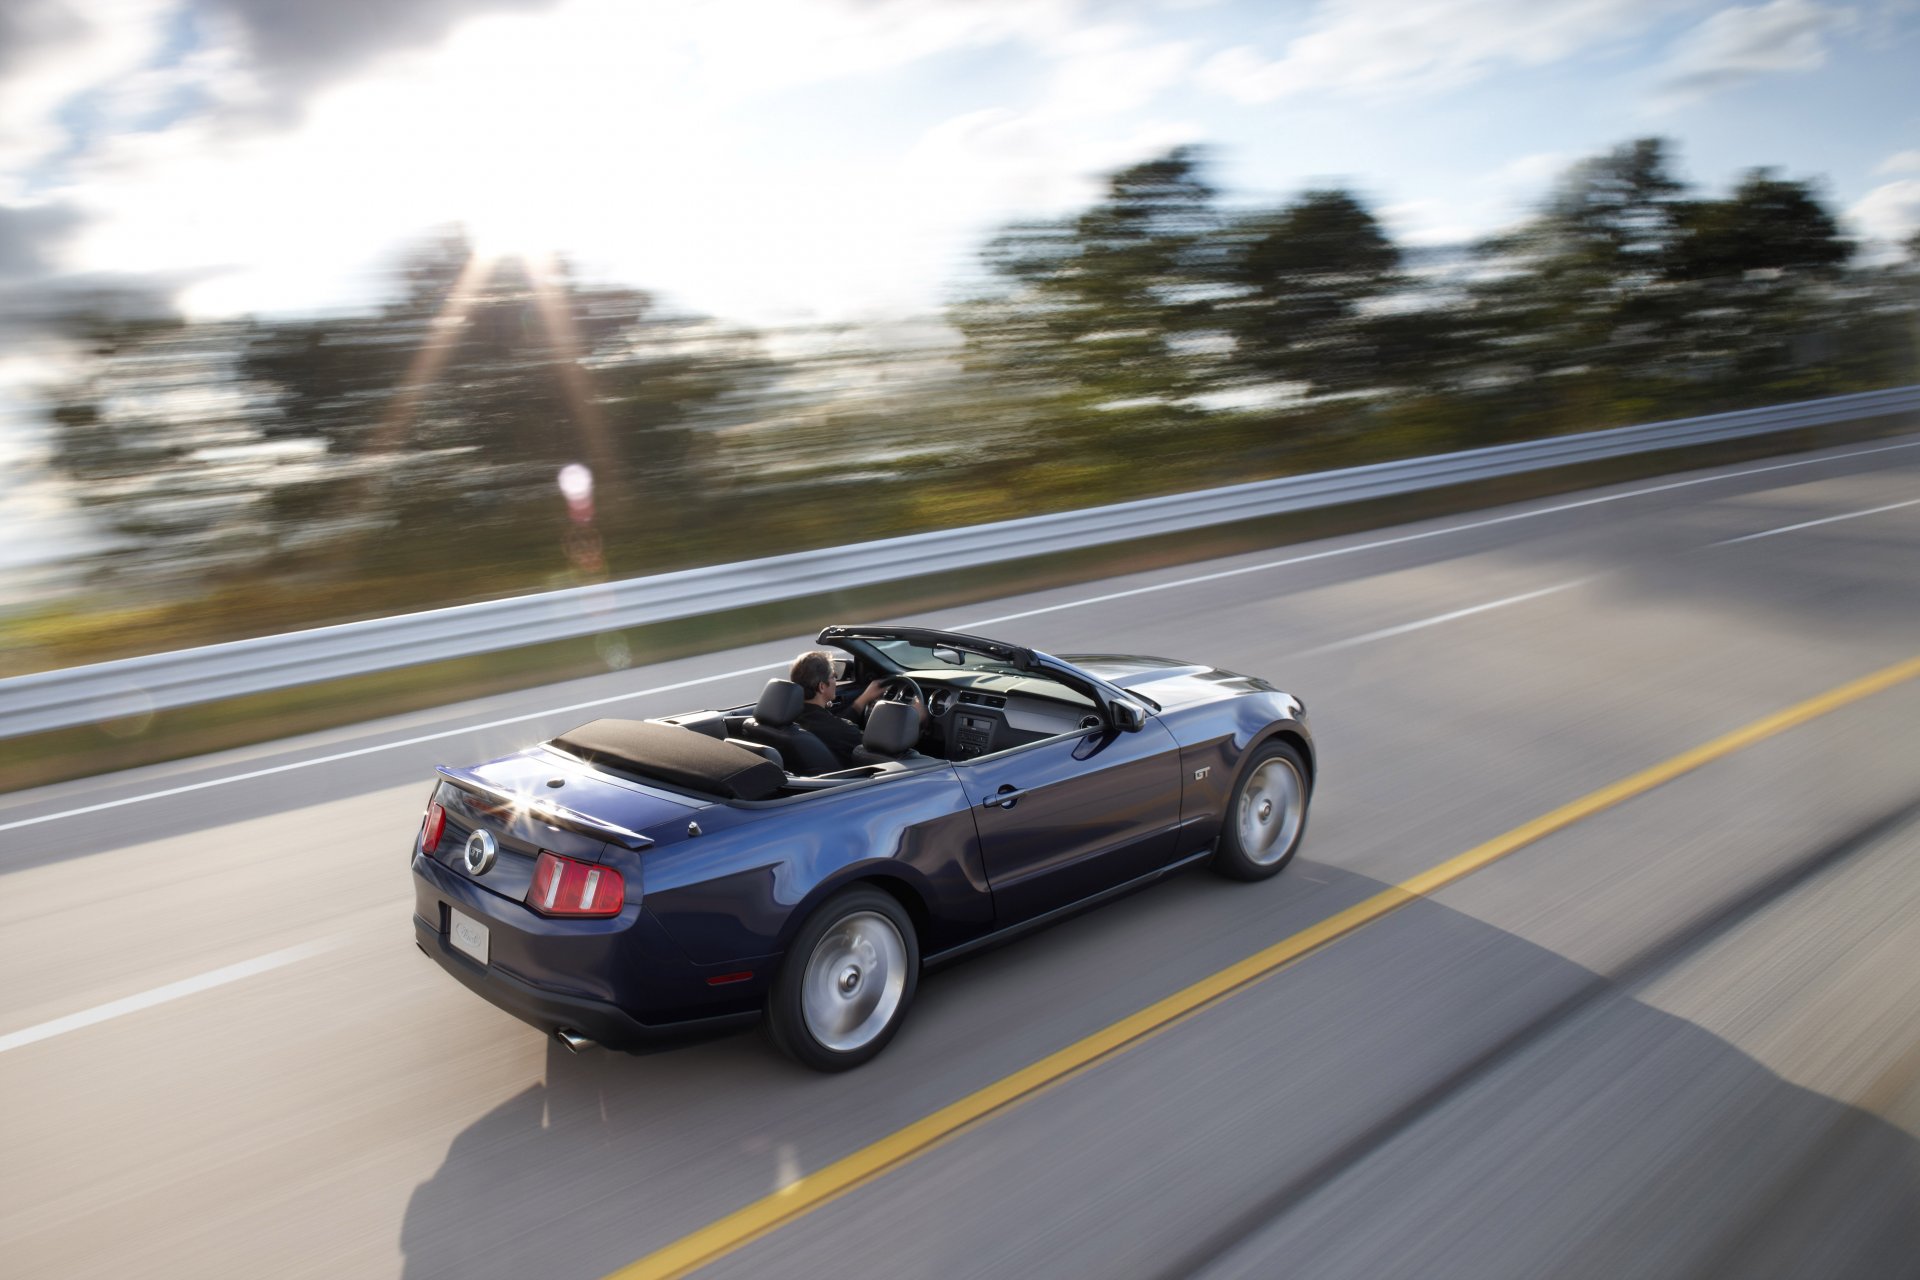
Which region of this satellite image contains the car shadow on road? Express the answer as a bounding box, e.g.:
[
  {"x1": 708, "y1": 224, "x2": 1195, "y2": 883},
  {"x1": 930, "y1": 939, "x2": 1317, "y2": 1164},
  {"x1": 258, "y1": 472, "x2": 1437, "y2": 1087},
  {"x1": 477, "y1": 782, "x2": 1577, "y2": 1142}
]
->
[{"x1": 397, "y1": 853, "x2": 1920, "y2": 1280}]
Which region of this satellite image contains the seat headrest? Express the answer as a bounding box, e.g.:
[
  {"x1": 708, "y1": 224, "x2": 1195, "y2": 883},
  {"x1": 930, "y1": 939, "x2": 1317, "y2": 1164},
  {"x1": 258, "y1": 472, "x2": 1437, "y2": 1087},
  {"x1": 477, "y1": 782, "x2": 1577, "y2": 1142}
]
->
[
  {"x1": 754, "y1": 679, "x2": 805, "y2": 727},
  {"x1": 862, "y1": 700, "x2": 919, "y2": 756}
]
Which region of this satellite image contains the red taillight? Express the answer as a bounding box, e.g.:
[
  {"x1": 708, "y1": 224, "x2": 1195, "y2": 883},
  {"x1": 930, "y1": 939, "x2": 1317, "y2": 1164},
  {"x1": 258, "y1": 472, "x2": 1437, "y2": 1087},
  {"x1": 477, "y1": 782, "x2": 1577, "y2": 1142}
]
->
[
  {"x1": 421, "y1": 802, "x2": 447, "y2": 852},
  {"x1": 527, "y1": 850, "x2": 625, "y2": 917}
]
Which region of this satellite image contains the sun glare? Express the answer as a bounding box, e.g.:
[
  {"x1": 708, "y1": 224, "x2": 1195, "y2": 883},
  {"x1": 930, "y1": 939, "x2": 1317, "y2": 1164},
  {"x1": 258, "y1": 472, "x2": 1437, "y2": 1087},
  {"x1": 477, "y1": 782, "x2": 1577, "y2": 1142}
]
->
[{"x1": 467, "y1": 200, "x2": 564, "y2": 265}]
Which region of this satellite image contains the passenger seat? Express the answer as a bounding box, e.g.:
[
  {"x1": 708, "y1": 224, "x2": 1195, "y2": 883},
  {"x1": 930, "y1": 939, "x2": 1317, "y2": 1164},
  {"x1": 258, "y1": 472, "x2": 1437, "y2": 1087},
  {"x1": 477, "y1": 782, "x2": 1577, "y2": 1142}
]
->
[{"x1": 851, "y1": 701, "x2": 935, "y2": 769}]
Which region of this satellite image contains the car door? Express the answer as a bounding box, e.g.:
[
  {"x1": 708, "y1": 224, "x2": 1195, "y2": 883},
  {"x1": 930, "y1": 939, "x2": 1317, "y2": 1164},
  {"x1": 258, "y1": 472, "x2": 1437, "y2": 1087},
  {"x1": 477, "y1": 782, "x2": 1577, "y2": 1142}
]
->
[{"x1": 957, "y1": 717, "x2": 1184, "y2": 926}]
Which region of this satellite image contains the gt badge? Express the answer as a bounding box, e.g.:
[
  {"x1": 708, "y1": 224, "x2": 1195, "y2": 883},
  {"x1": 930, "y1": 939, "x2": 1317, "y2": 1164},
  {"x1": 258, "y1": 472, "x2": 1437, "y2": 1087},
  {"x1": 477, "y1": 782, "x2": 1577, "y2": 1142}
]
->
[
  {"x1": 463, "y1": 829, "x2": 499, "y2": 876},
  {"x1": 1194, "y1": 767, "x2": 1210, "y2": 781}
]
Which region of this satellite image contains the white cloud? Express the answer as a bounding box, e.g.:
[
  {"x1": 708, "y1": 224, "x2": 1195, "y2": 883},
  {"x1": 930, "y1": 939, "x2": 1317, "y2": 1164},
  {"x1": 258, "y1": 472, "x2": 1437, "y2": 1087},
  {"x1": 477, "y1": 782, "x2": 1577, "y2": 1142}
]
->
[
  {"x1": 665, "y1": 0, "x2": 1084, "y2": 102},
  {"x1": 88, "y1": 32, "x2": 251, "y2": 138},
  {"x1": 907, "y1": 107, "x2": 1201, "y2": 219},
  {"x1": 1875, "y1": 149, "x2": 1920, "y2": 176},
  {"x1": 1379, "y1": 199, "x2": 1481, "y2": 247},
  {"x1": 1197, "y1": 0, "x2": 1674, "y2": 103},
  {"x1": 20, "y1": 0, "x2": 1885, "y2": 333},
  {"x1": 1654, "y1": 0, "x2": 1855, "y2": 106},
  {"x1": 13, "y1": 0, "x2": 1116, "y2": 324},
  {"x1": 893, "y1": 22, "x2": 1206, "y2": 302},
  {"x1": 1376, "y1": 151, "x2": 1572, "y2": 247},
  {"x1": 0, "y1": 0, "x2": 177, "y2": 200},
  {"x1": 1033, "y1": 24, "x2": 1197, "y2": 120},
  {"x1": 1488, "y1": 150, "x2": 1574, "y2": 194},
  {"x1": 1847, "y1": 178, "x2": 1920, "y2": 248}
]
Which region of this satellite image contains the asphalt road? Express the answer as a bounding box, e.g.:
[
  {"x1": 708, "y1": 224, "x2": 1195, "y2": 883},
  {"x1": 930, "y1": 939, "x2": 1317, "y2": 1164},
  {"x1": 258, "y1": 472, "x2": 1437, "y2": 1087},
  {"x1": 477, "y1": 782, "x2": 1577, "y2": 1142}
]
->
[{"x1": 3, "y1": 433, "x2": 1919, "y2": 1279}]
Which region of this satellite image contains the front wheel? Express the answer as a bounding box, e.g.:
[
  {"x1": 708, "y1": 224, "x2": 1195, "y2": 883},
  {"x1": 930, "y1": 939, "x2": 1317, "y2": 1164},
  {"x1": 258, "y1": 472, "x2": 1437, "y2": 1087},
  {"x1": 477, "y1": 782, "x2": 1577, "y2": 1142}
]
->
[
  {"x1": 1211, "y1": 740, "x2": 1310, "y2": 881},
  {"x1": 767, "y1": 886, "x2": 919, "y2": 1071}
]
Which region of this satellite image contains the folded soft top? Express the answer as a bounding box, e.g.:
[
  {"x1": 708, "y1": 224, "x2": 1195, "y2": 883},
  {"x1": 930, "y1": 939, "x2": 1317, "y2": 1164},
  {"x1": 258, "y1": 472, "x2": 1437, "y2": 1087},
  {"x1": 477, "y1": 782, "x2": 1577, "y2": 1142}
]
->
[{"x1": 550, "y1": 718, "x2": 785, "y2": 801}]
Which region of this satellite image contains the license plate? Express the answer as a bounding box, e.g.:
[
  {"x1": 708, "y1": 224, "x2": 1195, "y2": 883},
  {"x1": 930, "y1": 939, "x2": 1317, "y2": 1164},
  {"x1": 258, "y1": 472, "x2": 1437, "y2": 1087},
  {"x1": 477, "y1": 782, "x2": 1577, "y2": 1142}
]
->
[{"x1": 448, "y1": 908, "x2": 490, "y2": 965}]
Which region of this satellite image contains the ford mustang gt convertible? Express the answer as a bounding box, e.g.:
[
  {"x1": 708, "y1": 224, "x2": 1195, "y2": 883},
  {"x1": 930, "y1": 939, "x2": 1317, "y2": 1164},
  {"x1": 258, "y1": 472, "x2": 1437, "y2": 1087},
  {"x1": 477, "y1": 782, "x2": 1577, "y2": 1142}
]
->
[{"x1": 411, "y1": 625, "x2": 1313, "y2": 1070}]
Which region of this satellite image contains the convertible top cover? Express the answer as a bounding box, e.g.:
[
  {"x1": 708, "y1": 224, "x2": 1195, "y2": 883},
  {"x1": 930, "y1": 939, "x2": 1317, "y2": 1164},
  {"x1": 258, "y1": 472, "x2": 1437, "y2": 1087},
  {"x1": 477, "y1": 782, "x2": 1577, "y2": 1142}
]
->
[{"x1": 550, "y1": 719, "x2": 785, "y2": 801}]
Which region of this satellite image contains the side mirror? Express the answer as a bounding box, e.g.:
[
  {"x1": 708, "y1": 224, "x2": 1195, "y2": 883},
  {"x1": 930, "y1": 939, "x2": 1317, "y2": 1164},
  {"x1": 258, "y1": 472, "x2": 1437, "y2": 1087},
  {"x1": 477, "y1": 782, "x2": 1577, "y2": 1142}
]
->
[
  {"x1": 830, "y1": 657, "x2": 852, "y2": 682},
  {"x1": 1108, "y1": 698, "x2": 1147, "y2": 732}
]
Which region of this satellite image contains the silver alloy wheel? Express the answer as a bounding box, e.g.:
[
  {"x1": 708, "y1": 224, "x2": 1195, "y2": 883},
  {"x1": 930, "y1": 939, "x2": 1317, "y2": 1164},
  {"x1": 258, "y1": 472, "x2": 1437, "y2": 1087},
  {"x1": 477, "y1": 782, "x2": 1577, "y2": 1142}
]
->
[
  {"x1": 1237, "y1": 756, "x2": 1304, "y2": 866},
  {"x1": 801, "y1": 910, "x2": 908, "y2": 1053}
]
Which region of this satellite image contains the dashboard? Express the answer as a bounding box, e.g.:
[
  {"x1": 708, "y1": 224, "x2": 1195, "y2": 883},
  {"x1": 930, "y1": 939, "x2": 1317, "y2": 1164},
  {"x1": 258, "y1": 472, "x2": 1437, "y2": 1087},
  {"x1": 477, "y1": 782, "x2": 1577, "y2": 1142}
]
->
[{"x1": 909, "y1": 671, "x2": 1101, "y2": 760}]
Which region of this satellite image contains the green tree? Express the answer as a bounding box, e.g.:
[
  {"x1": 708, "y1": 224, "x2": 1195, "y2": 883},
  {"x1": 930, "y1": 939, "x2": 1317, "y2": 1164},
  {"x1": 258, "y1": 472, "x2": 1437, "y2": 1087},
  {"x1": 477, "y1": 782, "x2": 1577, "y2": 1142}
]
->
[
  {"x1": 1663, "y1": 169, "x2": 1855, "y2": 390},
  {"x1": 46, "y1": 231, "x2": 774, "y2": 598},
  {"x1": 1468, "y1": 137, "x2": 1692, "y2": 395},
  {"x1": 1220, "y1": 189, "x2": 1404, "y2": 394},
  {"x1": 45, "y1": 313, "x2": 307, "y2": 588},
  {"x1": 1669, "y1": 170, "x2": 1851, "y2": 281},
  {"x1": 238, "y1": 235, "x2": 772, "y2": 574},
  {"x1": 958, "y1": 146, "x2": 1225, "y2": 411}
]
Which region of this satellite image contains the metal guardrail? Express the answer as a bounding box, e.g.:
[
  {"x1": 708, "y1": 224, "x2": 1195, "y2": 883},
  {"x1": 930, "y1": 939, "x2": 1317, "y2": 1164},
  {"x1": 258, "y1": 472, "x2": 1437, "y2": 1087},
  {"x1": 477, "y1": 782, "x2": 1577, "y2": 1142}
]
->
[{"x1": 5, "y1": 385, "x2": 1917, "y2": 739}]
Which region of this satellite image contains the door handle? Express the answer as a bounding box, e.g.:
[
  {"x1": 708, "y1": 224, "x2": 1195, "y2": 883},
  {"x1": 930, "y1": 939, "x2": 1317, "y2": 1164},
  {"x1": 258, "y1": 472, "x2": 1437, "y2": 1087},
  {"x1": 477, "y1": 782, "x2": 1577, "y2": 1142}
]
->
[{"x1": 983, "y1": 785, "x2": 1019, "y2": 809}]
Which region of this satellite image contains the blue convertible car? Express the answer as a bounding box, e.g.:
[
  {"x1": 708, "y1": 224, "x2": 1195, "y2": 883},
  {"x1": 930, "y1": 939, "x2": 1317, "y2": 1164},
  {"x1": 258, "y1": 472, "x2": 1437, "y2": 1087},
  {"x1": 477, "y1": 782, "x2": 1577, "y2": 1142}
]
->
[{"x1": 411, "y1": 626, "x2": 1313, "y2": 1070}]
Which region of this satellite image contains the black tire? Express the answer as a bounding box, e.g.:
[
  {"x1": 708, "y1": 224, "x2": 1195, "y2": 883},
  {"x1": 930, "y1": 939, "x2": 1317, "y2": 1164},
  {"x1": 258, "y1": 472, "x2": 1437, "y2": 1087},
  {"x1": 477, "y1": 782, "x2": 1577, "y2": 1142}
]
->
[
  {"x1": 766, "y1": 886, "x2": 919, "y2": 1071},
  {"x1": 1211, "y1": 740, "x2": 1311, "y2": 882}
]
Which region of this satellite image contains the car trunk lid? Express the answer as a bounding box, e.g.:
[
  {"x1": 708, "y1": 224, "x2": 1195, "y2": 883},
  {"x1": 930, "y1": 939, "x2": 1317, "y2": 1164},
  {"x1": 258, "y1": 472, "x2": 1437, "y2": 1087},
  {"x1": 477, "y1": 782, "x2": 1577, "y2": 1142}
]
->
[{"x1": 427, "y1": 749, "x2": 708, "y2": 902}]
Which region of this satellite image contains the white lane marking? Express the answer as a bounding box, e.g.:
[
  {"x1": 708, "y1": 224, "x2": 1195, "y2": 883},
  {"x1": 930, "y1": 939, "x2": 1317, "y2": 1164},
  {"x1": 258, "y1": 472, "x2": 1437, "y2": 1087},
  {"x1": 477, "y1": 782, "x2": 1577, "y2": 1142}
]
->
[
  {"x1": 1294, "y1": 580, "x2": 1590, "y2": 657},
  {"x1": 1710, "y1": 497, "x2": 1920, "y2": 546},
  {"x1": 0, "y1": 662, "x2": 788, "y2": 834},
  {"x1": 963, "y1": 439, "x2": 1920, "y2": 629},
  {"x1": 6, "y1": 436, "x2": 1919, "y2": 835},
  {"x1": 0, "y1": 936, "x2": 345, "y2": 1054}
]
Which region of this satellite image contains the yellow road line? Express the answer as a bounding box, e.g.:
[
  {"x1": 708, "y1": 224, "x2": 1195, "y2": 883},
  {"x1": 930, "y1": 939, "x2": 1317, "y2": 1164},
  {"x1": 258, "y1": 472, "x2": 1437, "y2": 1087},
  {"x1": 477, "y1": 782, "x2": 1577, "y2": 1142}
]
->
[{"x1": 611, "y1": 652, "x2": 1920, "y2": 1280}]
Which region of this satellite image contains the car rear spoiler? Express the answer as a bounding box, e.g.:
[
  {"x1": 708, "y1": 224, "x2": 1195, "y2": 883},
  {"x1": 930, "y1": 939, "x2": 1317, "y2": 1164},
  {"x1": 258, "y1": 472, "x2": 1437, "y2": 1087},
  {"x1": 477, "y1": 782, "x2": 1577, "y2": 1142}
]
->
[{"x1": 434, "y1": 766, "x2": 656, "y2": 851}]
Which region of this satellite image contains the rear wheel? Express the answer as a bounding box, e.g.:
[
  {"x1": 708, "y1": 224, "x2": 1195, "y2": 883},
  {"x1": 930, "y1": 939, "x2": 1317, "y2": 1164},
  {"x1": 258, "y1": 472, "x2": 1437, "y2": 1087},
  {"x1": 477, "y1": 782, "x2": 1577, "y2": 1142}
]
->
[
  {"x1": 1211, "y1": 740, "x2": 1310, "y2": 881},
  {"x1": 767, "y1": 886, "x2": 919, "y2": 1071}
]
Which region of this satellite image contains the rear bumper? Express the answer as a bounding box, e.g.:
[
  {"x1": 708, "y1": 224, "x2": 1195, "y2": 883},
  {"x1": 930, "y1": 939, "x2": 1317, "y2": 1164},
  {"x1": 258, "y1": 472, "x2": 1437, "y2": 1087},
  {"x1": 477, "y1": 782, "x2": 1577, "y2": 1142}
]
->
[
  {"x1": 410, "y1": 852, "x2": 766, "y2": 1051},
  {"x1": 413, "y1": 914, "x2": 759, "y2": 1050}
]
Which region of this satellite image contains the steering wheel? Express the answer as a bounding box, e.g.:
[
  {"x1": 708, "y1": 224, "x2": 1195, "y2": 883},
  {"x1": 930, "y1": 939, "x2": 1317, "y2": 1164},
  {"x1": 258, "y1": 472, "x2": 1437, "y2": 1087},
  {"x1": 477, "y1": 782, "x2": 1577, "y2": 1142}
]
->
[{"x1": 877, "y1": 675, "x2": 923, "y2": 706}]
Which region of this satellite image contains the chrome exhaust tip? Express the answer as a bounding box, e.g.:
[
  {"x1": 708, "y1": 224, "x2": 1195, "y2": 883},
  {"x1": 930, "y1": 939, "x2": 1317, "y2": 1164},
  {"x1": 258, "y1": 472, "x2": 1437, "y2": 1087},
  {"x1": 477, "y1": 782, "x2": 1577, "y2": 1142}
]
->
[{"x1": 555, "y1": 1028, "x2": 596, "y2": 1054}]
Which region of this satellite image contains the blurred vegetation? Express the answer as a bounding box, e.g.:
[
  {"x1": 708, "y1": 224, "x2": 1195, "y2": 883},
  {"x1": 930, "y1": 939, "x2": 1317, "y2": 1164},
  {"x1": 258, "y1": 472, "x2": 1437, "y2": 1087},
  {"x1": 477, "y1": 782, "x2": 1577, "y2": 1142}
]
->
[
  {"x1": 10, "y1": 415, "x2": 1898, "y2": 794},
  {"x1": 7, "y1": 136, "x2": 1918, "y2": 680}
]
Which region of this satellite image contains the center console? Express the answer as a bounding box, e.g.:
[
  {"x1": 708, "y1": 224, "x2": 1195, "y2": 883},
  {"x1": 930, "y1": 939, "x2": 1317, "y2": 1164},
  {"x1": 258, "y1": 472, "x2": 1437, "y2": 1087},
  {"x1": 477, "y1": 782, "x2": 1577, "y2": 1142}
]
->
[{"x1": 950, "y1": 711, "x2": 996, "y2": 760}]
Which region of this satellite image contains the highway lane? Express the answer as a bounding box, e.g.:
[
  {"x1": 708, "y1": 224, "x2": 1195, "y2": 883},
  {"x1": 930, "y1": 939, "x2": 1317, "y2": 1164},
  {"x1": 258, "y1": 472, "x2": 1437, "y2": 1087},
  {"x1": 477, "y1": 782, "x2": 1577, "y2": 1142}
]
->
[
  {"x1": 1, "y1": 434, "x2": 1917, "y2": 1278},
  {"x1": 698, "y1": 677, "x2": 1920, "y2": 1280},
  {"x1": 1188, "y1": 766, "x2": 1920, "y2": 1280}
]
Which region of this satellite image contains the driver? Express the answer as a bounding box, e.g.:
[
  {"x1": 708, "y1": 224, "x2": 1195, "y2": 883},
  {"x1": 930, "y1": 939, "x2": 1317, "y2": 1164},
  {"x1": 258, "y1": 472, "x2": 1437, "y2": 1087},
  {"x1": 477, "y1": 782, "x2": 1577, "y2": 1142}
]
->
[{"x1": 789, "y1": 650, "x2": 928, "y2": 768}]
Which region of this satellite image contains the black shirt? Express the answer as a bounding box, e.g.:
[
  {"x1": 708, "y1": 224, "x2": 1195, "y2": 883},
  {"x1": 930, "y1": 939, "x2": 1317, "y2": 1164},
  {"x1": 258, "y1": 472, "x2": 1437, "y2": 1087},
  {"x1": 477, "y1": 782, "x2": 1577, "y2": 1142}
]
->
[{"x1": 795, "y1": 702, "x2": 864, "y2": 767}]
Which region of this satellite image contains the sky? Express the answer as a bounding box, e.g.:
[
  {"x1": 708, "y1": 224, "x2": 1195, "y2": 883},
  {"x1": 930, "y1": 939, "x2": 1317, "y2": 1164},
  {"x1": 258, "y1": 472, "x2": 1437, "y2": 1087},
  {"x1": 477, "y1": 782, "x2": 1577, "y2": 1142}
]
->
[
  {"x1": 1, "y1": 0, "x2": 1916, "y2": 340},
  {"x1": 0, "y1": 0, "x2": 1915, "y2": 587}
]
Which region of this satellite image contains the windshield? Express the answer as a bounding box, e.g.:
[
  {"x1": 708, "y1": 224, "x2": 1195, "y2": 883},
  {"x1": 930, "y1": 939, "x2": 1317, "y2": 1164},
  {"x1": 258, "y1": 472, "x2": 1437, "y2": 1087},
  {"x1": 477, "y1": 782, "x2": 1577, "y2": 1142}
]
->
[{"x1": 869, "y1": 639, "x2": 1027, "y2": 676}]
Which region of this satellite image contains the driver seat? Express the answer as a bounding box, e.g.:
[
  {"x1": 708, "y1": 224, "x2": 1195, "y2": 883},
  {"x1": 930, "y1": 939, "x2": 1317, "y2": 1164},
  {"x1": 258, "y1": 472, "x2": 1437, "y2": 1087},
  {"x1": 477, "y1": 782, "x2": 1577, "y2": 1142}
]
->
[
  {"x1": 741, "y1": 680, "x2": 840, "y2": 775},
  {"x1": 852, "y1": 701, "x2": 934, "y2": 769}
]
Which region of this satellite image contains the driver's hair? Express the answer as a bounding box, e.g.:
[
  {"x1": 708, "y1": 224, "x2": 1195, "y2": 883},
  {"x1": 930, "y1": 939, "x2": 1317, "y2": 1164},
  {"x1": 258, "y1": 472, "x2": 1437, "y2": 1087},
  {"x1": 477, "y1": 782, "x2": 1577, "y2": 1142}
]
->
[{"x1": 789, "y1": 650, "x2": 835, "y2": 694}]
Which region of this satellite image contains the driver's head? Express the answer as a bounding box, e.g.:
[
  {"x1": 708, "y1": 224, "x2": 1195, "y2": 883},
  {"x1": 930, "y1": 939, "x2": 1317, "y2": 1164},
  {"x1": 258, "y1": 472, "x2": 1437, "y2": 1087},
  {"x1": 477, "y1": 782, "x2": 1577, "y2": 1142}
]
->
[{"x1": 790, "y1": 650, "x2": 836, "y2": 704}]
